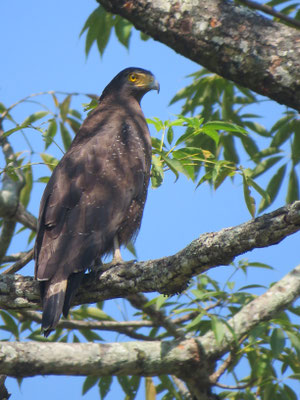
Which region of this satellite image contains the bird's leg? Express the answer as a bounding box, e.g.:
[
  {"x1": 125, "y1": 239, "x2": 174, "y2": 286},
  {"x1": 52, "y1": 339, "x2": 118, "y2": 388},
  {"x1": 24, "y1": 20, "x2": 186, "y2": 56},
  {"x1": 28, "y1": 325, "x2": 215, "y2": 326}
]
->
[
  {"x1": 111, "y1": 236, "x2": 124, "y2": 264},
  {"x1": 102, "y1": 236, "x2": 136, "y2": 271}
]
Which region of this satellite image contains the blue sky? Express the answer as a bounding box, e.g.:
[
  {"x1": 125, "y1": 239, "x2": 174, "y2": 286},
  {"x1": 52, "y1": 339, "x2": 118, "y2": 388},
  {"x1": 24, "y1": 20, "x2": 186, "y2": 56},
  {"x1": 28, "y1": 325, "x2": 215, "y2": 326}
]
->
[{"x1": 1, "y1": 0, "x2": 299, "y2": 398}]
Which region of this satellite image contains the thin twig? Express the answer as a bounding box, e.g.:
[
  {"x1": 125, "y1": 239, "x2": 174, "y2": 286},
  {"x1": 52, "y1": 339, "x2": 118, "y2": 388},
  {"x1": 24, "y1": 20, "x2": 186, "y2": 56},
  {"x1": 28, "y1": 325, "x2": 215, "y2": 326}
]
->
[
  {"x1": 173, "y1": 300, "x2": 222, "y2": 325},
  {"x1": 2, "y1": 252, "x2": 29, "y2": 263},
  {"x1": 126, "y1": 293, "x2": 186, "y2": 339},
  {"x1": 0, "y1": 375, "x2": 10, "y2": 400},
  {"x1": 14, "y1": 203, "x2": 37, "y2": 231},
  {"x1": 172, "y1": 375, "x2": 193, "y2": 399},
  {"x1": 19, "y1": 310, "x2": 157, "y2": 341},
  {"x1": 238, "y1": 0, "x2": 300, "y2": 29},
  {"x1": 0, "y1": 90, "x2": 83, "y2": 121},
  {"x1": 3, "y1": 249, "x2": 34, "y2": 275},
  {"x1": 0, "y1": 221, "x2": 16, "y2": 263},
  {"x1": 213, "y1": 381, "x2": 253, "y2": 390},
  {"x1": 209, "y1": 335, "x2": 248, "y2": 384},
  {"x1": 0, "y1": 121, "x2": 25, "y2": 263}
]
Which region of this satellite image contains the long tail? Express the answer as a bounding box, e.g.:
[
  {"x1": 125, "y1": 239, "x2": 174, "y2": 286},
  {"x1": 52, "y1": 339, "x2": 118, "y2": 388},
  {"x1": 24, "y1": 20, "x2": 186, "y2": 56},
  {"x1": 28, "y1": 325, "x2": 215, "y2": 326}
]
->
[
  {"x1": 62, "y1": 272, "x2": 85, "y2": 318},
  {"x1": 41, "y1": 278, "x2": 68, "y2": 337}
]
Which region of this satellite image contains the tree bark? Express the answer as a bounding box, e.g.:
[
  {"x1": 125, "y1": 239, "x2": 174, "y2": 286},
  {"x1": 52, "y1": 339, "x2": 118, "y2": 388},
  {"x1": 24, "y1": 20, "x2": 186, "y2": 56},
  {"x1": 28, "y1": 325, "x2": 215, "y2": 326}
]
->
[
  {"x1": 98, "y1": 0, "x2": 300, "y2": 111},
  {"x1": 0, "y1": 263, "x2": 299, "y2": 378},
  {"x1": 0, "y1": 201, "x2": 299, "y2": 311}
]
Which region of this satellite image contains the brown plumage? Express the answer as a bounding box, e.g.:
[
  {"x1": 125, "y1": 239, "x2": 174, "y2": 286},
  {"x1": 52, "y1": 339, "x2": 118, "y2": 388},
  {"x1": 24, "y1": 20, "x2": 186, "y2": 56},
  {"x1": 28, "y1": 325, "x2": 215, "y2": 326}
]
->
[{"x1": 34, "y1": 67, "x2": 159, "y2": 336}]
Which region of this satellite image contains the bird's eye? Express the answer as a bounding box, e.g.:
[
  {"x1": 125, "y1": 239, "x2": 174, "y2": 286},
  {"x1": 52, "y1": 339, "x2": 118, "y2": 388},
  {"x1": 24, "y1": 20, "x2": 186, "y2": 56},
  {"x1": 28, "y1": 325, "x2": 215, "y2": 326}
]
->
[{"x1": 129, "y1": 73, "x2": 137, "y2": 82}]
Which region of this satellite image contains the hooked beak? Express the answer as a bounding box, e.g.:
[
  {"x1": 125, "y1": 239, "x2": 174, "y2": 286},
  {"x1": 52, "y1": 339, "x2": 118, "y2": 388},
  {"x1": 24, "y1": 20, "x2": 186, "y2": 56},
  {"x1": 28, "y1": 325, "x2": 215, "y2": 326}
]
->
[{"x1": 149, "y1": 77, "x2": 160, "y2": 93}]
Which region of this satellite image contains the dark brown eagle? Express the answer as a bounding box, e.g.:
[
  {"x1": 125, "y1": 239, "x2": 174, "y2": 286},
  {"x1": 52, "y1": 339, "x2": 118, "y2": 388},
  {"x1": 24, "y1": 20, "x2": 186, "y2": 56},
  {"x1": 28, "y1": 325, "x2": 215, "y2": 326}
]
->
[{"x1": 34, "y1": 67, "x2": 159, "y2": 336}]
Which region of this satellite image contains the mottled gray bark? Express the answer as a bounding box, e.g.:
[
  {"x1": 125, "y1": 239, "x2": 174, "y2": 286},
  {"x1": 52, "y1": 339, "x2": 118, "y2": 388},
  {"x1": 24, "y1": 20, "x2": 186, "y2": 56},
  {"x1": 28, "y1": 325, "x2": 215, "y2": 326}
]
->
[
  {"x1": 98, "y1": 0, "x2": 300, "y2": 111},
  {"x1": 0, "y1": 263, "x2": 299, "y2": 378},
  {"x1": 0, "y1": 201, "x2": 299, "y2": 311}
]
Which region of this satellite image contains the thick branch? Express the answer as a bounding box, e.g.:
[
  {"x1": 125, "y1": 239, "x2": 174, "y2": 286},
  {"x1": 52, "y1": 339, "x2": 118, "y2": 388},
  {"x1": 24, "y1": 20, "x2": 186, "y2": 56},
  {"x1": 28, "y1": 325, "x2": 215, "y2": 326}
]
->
[
  {"x1": 0, "y1": 339, "x2": 204, "y2": 378},
  {"x1": 0, "y1": 201, "x2": 299, "y2": 310},
  {"x1": 201, "y1": 264, "x2": 300, "y2": 360},
  {"x1": 0, "y1": 263, "x2": 299, "y2": 378},
  {"x1": 99, "y1": 0, "x2": 300, "y2": 111}
]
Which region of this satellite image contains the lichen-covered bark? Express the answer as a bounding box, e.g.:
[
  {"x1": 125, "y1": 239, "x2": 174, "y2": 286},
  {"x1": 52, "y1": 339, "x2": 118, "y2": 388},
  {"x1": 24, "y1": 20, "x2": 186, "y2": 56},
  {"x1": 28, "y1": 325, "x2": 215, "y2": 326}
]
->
[
  {"x1": 0, "y1": 201, "x2": 299, "y2": 311},
  {"x1": 0, "y1": 339, "x2": 203, "y2": 378},
  {"x1": 0, "y1": 263, "x2": 299, "y2": 378},
  {"x1": 98, "y1": 0, "x2": 300, "y2": 111}
]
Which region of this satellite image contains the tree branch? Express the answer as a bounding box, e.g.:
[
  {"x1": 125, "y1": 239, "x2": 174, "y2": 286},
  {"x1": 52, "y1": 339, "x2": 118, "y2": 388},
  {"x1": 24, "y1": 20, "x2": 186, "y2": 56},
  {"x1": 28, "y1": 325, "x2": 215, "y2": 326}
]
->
[
  {"x1": 0, "y1": 263, "x2": 299, "y2": 380},
  {"x1": 0, "y1": 122, "x2": 25, "y2": 264},
  {"x1": 98, "y1": 0, "x2": 300, "y2": 111},
  {"x1": 0, "y1": 201, "x2": 299, "y2": 310},
  {"x1": 126, "y1": 293, "x2": 186, "y2": 339},
  {"x1": 237, "y1": 0, "x2": 300, "y2": 30},
  {"x1": 201, "y1": 264, "x2": 300, "y2": 360},
  {"x1": 2, "y1": 249, "x2": 34, "y2": 275},
  {"x1": 18, "y1": 310, "x2": 156, "y2": 342}
]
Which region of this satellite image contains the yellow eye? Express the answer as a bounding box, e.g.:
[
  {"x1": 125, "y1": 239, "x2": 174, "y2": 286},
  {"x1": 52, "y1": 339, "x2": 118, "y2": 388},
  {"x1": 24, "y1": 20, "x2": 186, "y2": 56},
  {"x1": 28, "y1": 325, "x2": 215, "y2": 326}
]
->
[{"x1": 129, "y1": 73, "x2": 137, "y2": 82}]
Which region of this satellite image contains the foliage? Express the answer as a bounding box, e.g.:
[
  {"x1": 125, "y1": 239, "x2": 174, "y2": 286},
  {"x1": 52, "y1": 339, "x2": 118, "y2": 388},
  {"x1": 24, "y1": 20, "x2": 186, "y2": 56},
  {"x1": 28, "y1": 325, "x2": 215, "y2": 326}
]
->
[{"x1": 1, "y1": 1, "x2": 300, "y2": 399}]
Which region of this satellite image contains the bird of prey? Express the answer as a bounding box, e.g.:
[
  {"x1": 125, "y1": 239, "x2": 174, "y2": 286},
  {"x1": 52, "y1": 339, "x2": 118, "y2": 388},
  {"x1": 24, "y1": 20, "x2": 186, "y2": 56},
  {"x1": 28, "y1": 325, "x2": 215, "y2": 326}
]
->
[{"x1": 34, "y1": 67, "x2": 159, "y2": 336}]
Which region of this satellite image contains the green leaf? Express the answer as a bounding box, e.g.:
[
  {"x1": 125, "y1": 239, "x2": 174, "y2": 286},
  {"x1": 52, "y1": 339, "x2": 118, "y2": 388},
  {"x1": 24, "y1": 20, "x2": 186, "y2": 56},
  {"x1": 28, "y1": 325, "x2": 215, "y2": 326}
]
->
[
  {"x1": 204, "y1": 121, "x2": 248, "y2": 135},
  {"x1": 151, "y1": 155, "x2": 164, "y2": 188},
  {"x1": 66, "y1": 117, "x2": 81, "y2": 134},
  {"x1": 161, "y1": 154, "x2": 192, "y2": 180},
  {"x1": 286, "y1": 331, "x2": 300, "y2": 357},
  {"x1": 212, "y1": 161, "x2": 236, "y2": 190},
  {"x1": 60, "y1": 122, "x2": 72, "y2": 151},
  {"x1": 222, "y1": 135, "x2": 239, "y2": 163},
  {"x1": 167, "y1": 126, "x2": 174, "y2": 145},
  {"x1": 244, "y1": 121, "x2": 269, "y2": 137},
  {"x1": 201, "y1": 125, "x2": 220, "y2": 144},
  {"x1": 96, "y1": 11, "x2": 113, "y2": 56},
  {"x1": 27, "y1": 229, "x2": 36, "y2": 245},
  {"x1": 250, "y1": 156, "x2": 283, "y2": 179},
  {"x1": 247, "y1": 262, "x2": 273, "y2": 270},
  {"x1": 40, "y1": 153, "x2": 59, "y2": 171},
  {"x1": 0, "y1": 311, "x2": 19, "y2": 338},
  {"x1": 246, "y1": 177, "x2": 270, "y2": 203},
  {"x1": 242, "y1": 173, "x2": 256, "y2": 217},
  {"x1": 60, "y1": 95, "x2": 71, "y2": 122},
  {"x1": 281, "y1": 385, "x2": 298, "y2": 400},
  {"x1": 147, "y1": 117, "x2": 164, "y2": 133},
  {"x1": 98, "y1": 376, "x2": 112, "y2": 400},
  {"x1": 114, "y1": 16, "x2": 132, "y2": 48},
  {"x1": 80, "y1": 6, "x2": 113, "y2": 57},
  {"x1": 85, "y1": 307, "x2": 112, "y2": 320},
  {"x1": 20, "y1": 164, "x2": 33, "y2": 207},
  {"x1": 140, "y1": 31, "x2": 150, "y2": 41},
  {"x1": 82, "y1": 376, "x2": 99, "y2": 395},
  {"x1": 270, "y1": 328, "x2": 285, "y2": 357},
  {"x1": 241, "y1": 135, "x2": 260, "y2": 159},
  {"x1": 186, "y1": 313, "x2": 203, "y2": 330},
  {"x1": 126, "y1": 240, "x2": 137, "y2": 258},
  {"x1": 286, "y1": 167, "x2": 299, "y2": 203},
  {"x1": 37, "y1": 176, "x2": 50, "y2": 183},
  {"x1": 79, "y1": 329, "x2": 103, "y2": 341},
  {"x1": 22, "y1": 111, "x2": 49, "y2": 126},
  {"x1": 2, "y1": 111, "x2": 49, "y2": 138},
  {"x1": 291, "y1": 130, "x2": 300, "y2": 165},
  {"x1": 44, "y1": 119, "x2": 57, "y2": 150},
  {"x1": 258, "y1": 164, "x2": 287, "y2": 213},
  {"x1": 211, "y1": 316, "x2": 225, "y2": 345},
  {"x1": 117, "y1": 376, "x2": 134, "y2": 397},
  {"x1": 271, "y1": 117, "x2": 295, "y2": 146},
  {"x1": 155, "y1": 294, "x2": 167, "y2": 310},
  {"x1": 2, "y1": 125, "x2": 25, "y2": 139}
]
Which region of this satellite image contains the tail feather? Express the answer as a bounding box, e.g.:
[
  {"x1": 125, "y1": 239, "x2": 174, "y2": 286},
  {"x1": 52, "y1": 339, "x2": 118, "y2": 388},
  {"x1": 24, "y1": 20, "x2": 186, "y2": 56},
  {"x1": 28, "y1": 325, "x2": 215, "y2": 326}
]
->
[
  {"x1": 62, "y1": 272, "x2": 85, "y2": 318},
  {"x1": 41, "y1": 279, "x2": 67, "y2": 337}
]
